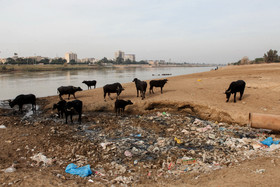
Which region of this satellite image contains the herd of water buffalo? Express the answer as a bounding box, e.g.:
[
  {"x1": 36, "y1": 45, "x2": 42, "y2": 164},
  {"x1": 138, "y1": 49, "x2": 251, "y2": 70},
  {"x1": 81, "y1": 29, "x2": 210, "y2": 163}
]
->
[{"x1": 7, "y1": 78, "x2": 246, "y2": 124}]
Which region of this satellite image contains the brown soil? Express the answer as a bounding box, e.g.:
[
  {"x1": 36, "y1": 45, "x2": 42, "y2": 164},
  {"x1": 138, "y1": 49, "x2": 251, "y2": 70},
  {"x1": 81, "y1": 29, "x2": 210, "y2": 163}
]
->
[{"x1": 1, "y1": 63, "x2": 280, "y2": 186}]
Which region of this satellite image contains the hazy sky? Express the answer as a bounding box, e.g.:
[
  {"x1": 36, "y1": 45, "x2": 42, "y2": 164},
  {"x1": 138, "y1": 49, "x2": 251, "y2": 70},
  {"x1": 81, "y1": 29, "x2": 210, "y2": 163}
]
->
[{"x1": 1, "y1": 0, "x2": 280, "y2": 64}]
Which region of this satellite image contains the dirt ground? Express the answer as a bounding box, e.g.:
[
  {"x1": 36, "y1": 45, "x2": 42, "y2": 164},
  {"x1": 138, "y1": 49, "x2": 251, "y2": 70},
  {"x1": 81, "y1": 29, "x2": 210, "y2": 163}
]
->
[{"x1": 1, "y1": 63, "x2": 280, "y2": 186}]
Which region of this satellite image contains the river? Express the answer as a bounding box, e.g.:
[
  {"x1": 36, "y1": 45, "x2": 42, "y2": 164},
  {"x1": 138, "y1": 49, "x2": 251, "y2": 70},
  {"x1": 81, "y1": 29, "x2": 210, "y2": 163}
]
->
[{"x1": 0, "y1": 66, "x2": 213, "y2": 100}]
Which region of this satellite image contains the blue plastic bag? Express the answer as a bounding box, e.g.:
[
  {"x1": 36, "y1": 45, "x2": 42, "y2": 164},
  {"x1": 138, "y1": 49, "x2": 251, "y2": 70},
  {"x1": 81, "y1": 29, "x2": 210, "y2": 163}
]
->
[
  {"x1": 260, "y1": 137, "x2": 280, "y2": 147},
  {"x1": 65, "y1": 163, "x2": 92, "y2": 177}
]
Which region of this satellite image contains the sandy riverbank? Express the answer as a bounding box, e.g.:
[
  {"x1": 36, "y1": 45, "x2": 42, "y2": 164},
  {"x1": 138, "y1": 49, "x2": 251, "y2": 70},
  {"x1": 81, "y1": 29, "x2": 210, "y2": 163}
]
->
[{"x1": 42, "y1": 63, "x2": 280, "y2": 125}]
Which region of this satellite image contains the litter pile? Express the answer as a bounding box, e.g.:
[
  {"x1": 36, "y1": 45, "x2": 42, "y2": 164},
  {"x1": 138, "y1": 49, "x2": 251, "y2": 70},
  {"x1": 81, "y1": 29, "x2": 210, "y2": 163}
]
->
[
  {"x1": 69, "y1": 112, "x2": 279, "y2": 184},
  {"x1": 1, "y1": 110, "x2": 280, "y2": 185}
]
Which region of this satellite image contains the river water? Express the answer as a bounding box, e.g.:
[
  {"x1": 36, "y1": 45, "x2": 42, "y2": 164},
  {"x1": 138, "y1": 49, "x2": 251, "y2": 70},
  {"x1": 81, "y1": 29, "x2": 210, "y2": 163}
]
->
[{"x1": 0, "y1": 66, "x2": 213, "y2": 100}]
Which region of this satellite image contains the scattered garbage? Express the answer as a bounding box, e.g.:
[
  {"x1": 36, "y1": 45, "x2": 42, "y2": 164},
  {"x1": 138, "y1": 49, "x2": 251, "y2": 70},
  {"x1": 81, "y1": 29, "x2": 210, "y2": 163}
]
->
[
  {"x1": 0, "y1": 125, "x2": 6, "y2": 129},
  {"x1": 255, "y1": 169, "x2": 266, "y2": 174},
  {"x1": 261, "y1": 137, "x2": 280, "y2": 147},
  {"x1": 4, "y1": 111, "x2": 280, "y2": 185},
  {"x1": 174, "y1": 137, "x2": 183, "y2": 144},
  {"x1": 3, "y1": 165, "x2": 16, "y2": 173},
  {"x1": 30, "y1": 153, "x2": 53, "y2": 166},
  {"x1": 124, "y1": 150, "x2": 133, "y2": 157},
  {"x1": 65, "y1": 163, "x2": 92, "y2": 177}
]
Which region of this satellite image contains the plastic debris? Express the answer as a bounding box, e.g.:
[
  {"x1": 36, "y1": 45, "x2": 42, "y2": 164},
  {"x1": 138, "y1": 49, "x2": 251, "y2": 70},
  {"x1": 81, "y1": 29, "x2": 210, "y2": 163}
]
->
[
  {"x1": 197, "y1": 125, "x2": 212, "y2": 132},
  {"x1": 65, "y1": 163, "x2": 92, "y2": 177},
  {"x1": 3, "y1": 165, "x2": 16, "y2": 173},
  {"x1": 30, "y1": 153, "x2": 53, "y2": 166},
  {"x1": 174, "y1": 137, "x2": 183, "y2": 144},
  {"x1": 88, "y1": 179, "x2": 94, "y2": 183},
  {"x1": 260, "y1": 137, "x2": 280, "y2": 146},
  {"x1": 255, "y1": 169, "x2": 265, "y2": 174},
  {"x1": 124, "y1": 150, "x2": 132, "y2": 157},
  {"x1": 0, "y1": 125, "x2": 6, "y2": 129}
]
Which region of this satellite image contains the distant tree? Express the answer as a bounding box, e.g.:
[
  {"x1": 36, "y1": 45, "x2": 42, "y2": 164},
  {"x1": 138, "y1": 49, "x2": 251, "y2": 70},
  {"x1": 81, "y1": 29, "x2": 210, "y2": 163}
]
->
[
  {"x1": 264, "y1": 49, "x2": 278, "y2": 63},
  {"x1": 51, "y1": 58, "x2": 67, "y2": 64},
  {"x1": 40, "y1": 58, "x2": 50, "y2": 64},
  {"x1": 254, "y1": 58, "x2": 264, "y2": 63},
  {"x1": 138, "y1": 60, "x2": 148, "y2": 64},
  {"x1": 116, "y1": 57, "x2": 124, "y2": 64},
  {"x1": 69, "y1": 59, "x2": 76, "y2": 64},
  {"x1": 6, "y1": 58, "x2": 16, "y2": 64},
  {"x1": 124, "y1": 59, "x2": 132, "y2": 64},
  {"x1": 16, "y1": 58, "x2": 26, "y2": 64}
]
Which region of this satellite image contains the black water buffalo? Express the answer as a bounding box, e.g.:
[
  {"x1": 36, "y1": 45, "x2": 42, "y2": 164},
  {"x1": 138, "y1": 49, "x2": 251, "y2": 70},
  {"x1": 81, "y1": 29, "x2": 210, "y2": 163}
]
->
[
  {"x1": 52, "y1": 100, "x2": 66, "y2": 118},
  {"x1": 57, "y1": 86, "x2": 82, "y2": 100},
  {"x1": 225, "y1": 80, "x2": 246, "y2": 103},
  {"x1": 103, "y1": 82, "x2": 124, "y2": 101},
  {"x1": 115, "y1": 99, "x2": 133, "y2": 116},
  {"x1": 82, "y1": 80, "x2": 97, "y2": 90},
  {"x1": 64, "y1": 100, "x2": 83, "y2": 124},
  {"x1": 9, "y1": 94, "x2": 36, "y2": 113},
  {"x1": 149, "y1": 79, "x2": 168, "y2": 94},
  {"x1": 132, "y1": 78, "x2": 147, "y2": 100}
]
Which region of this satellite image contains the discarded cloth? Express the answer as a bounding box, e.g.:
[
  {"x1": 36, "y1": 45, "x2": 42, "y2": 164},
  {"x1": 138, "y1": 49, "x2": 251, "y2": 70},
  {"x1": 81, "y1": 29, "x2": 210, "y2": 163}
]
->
[
  {"x1": 260, "y1": 137, "x2": 280, "y2": 147},
  {"x1": 65, "y1": 163, "x2": 92, "y2": 177}
]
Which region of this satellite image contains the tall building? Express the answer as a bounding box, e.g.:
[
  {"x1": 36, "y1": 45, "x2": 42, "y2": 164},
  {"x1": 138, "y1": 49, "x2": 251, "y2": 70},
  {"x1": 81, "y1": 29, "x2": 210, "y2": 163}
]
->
[
  {"x1": 65, "y1": 52, "x2": 78, "y2": 63},
  {"x1": 124, "y1": 54, "x2": 135, "y2": 62},
  {"x1": 114, "y1": 50, "x2": 125, "y2": 60}
]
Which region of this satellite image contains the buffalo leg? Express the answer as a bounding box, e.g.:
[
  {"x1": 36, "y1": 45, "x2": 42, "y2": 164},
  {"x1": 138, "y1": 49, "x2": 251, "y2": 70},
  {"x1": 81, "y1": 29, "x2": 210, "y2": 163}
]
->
[
  {"x1": 234, "y1": 93, "x2": 237, "y2": 103},
  {"x1": 161, "y1": 87, "x2": 163, "y2": 94},
  {"x1": 104, "y1": 92, "x2": 107, "y2": 101},
  {"x1": 59, "y1": 94, "x2": 63, "y2": 100},
  {"x1": 136, "y1": 89, "x2": 139, "y2": 97},
  {"x1": 68, "y1": 94, "x2": 70, "y2": 100},
  {"x1": 239, "y1": 91, "x2": 244, "y2": 100},
  {"x1": 70, "y1": 114, "x2": 73, "y2": 123},
  {"x1": 19, "y1": 105, "x2": 23, "y2": 113},
  {"x1": 65, "y1": 114, "x2": 68, "y2": 124},
  {"x1": 78, "y1": 113, "x2": 81, "y2": 124},
  {"x1": 73, "y1": 93, "x2": 76, "y2": 99}
]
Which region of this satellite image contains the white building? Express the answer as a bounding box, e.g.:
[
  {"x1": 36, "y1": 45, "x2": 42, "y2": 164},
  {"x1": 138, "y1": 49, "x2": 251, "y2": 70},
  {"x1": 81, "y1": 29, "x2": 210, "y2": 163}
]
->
[
  {"x1": 65, "y1": 52, "x2": 78, "y2": 63},
  {"x1": 80, "y1": 58, "x2": 97, "y2": 63},
  {"x1": 114, "y1": 50, "x2": 125, "y2": 60},
  {"x1": 124, "y1": 54, "x2": 135, "y2": 62}
]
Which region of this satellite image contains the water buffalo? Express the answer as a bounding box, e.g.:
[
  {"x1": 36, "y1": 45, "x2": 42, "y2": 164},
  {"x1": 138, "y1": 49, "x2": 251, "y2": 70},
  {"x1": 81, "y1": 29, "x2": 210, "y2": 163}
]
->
[
  {"x1": 52, "y1": 100, "x2": 66, "y2": 118},
  {"x1": 149, "y1": 79, "x2": 168, "y2": 94},
  {"x1": 103, "y1": 82, "x2": 124, "y2": 101},
  {"x1": 9, "y1": 94, "x2": 36, "y2": 113},
  {"x1": 115, "y1": 99, "x2": 133, "y2": 116},
  {"x1": 57, "y1": 86, "x2": 83, "y2": 100},
  {"x1": 82, "y1": 80, "x2": 97, "y2": 90},
  {"x1": 64, "y1": 100, "x2": 83, "y2": 124},
  {"x1": 225, "y1": 80, "x2": 246, "y2": 103},
  {"x1": 133, "y1": 78, "x2": 147, "y2": 100}
]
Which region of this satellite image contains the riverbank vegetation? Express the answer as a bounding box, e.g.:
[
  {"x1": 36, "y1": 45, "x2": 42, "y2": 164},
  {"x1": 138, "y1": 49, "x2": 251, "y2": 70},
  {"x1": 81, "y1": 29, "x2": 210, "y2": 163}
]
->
[{"x1": 229, "y1": 49, "x2": 280, "y2": 65}]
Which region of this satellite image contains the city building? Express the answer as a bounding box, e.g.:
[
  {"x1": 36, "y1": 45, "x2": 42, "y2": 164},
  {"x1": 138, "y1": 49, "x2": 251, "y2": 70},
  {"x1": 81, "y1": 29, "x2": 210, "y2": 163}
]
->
[
  {"x1": 80, "y1": 58, "x2": 97, "y2": 63},
  {"x1": 65, "y1": 52, "x2": 78, "y2": 63},
  {"x1": 0, "y1": 58, "x2": 7, "y2": 64},
  {"x1": 124, "y1": 54, "x2": 135, "y2": 62},
  {"x1": 114, "y1": 50, "x2": 125, "y2": 60}
]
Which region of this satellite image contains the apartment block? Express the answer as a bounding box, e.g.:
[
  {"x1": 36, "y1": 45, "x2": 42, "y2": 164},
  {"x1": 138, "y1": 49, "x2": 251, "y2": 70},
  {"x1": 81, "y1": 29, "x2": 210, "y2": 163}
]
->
[{"x1": 65, "y1": 52, "x2": 78, "y2": 63}]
